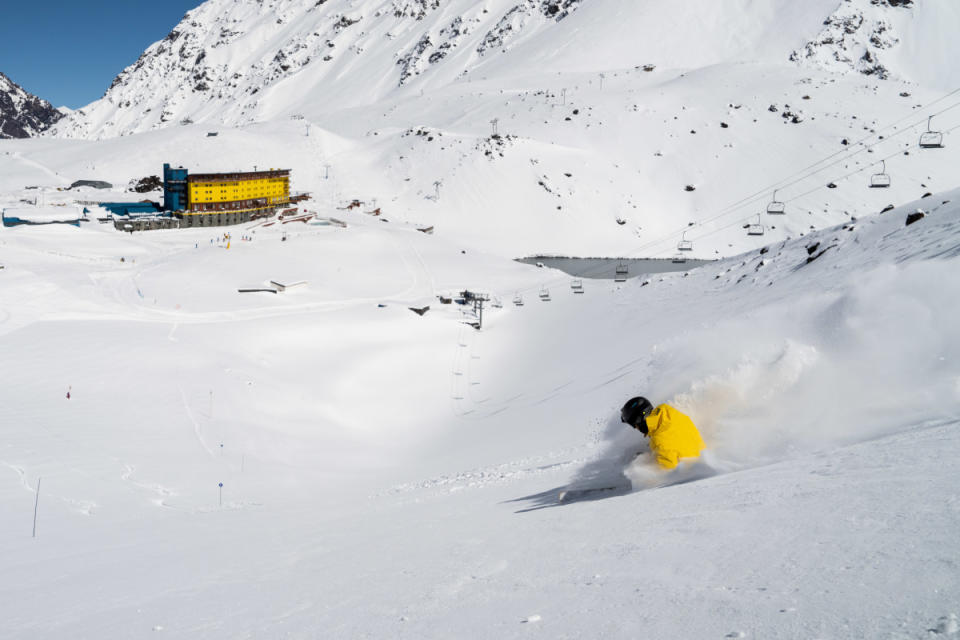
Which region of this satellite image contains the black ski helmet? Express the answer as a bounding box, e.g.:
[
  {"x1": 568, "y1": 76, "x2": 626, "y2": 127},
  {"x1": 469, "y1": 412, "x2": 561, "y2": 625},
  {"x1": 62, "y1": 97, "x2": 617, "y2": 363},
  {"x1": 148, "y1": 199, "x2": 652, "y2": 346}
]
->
[{"x1": 621, "y1": 396, "x2": 654, "y2": 430}]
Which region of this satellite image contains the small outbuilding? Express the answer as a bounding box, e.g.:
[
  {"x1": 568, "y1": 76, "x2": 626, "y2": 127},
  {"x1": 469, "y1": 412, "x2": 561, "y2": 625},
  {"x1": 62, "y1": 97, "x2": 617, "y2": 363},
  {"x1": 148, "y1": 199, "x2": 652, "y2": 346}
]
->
[{"x1": 269, "y1": 280, "x2": 308, "y2": 292}]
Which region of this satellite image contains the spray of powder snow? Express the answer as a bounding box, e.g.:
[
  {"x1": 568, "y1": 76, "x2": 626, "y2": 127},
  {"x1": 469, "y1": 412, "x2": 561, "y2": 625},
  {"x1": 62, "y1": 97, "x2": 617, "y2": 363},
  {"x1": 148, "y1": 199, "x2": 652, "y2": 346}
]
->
[{"x1": 606, "y1": 257, "x2": 960, "y2": 491}]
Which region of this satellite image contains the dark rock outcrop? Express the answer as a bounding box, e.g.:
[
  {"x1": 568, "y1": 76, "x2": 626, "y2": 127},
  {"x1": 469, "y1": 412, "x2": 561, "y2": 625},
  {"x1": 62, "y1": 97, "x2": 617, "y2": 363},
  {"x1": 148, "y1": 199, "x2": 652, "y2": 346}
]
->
[{"x1": 0, "y1": 72, "x2": 64, "y2": 138}]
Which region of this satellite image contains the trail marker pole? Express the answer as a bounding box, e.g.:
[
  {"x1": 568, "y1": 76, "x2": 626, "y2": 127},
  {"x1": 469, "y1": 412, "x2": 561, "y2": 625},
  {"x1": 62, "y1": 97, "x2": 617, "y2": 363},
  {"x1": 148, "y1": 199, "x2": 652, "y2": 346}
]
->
[
  {"x1": 218, "y1": 482, "x2": 223, "y2": 507},
  {"x1": 32, "y1": 477, "x2": 41, "y2": 538}
]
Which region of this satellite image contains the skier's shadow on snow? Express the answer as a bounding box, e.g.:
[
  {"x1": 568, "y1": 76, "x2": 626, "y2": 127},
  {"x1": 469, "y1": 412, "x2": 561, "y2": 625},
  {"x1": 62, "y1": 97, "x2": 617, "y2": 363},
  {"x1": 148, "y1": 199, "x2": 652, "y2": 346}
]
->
[
  {"x1": 507, "y1": 445, "x2": 720, "y2": 512},
  {"x1": 506, "y1": 446, "x2": 642, "y2": 512},
  {"x1": 507, "y1": 481, "x2": 633, "y2": 512}
]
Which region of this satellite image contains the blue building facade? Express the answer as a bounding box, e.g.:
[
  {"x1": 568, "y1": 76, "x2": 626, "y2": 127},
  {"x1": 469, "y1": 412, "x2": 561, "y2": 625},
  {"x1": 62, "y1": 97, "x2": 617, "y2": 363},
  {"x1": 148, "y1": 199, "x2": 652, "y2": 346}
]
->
[{"x1": 163, "y1": 164, "x2": 189, "y2": 212}]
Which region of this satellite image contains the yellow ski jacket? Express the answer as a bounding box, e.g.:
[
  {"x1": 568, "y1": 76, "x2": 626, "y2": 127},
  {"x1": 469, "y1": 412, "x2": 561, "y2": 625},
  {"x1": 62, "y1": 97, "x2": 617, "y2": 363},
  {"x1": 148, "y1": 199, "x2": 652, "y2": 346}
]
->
[{"x1": 644, "y1": 404, "x2": 706, "y2": 469}]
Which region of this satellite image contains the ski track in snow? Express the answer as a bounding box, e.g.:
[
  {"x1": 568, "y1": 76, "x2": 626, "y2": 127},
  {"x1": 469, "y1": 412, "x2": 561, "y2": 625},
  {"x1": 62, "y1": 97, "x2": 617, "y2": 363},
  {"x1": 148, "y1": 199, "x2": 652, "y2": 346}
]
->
[
  {"x1": 2, "y1": 462, "x2": 33, "y2": 493},
  {"x1": 118, "y1": 462, "x2": 178, "y2": 508},
  {"x1": 2, "y1": 461, "x2": 97, "y2": 516},
  {"x1": 377, "y1": 444, "x2": 595, "y2": 500},
  {"x1": 178, "y1": 385, "x2": 215, "y2": 457}
]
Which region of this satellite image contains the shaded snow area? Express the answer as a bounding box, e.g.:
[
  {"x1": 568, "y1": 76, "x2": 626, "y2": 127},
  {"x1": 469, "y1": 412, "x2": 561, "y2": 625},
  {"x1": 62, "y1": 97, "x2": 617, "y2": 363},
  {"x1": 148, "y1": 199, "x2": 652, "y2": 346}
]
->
[{"x1": 0, "y1": 185, "x2": 958, "y2": 638}]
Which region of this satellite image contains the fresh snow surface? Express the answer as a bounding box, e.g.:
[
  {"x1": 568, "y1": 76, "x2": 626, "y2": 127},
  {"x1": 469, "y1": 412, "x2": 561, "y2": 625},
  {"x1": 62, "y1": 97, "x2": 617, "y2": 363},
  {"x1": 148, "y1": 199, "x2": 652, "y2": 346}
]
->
[
  {"x1": 2, "y1": 0, "x2": 960, "y2": 637},
  {"x1": 1, "y1": 182, "x2": 959, "y2": 638}
]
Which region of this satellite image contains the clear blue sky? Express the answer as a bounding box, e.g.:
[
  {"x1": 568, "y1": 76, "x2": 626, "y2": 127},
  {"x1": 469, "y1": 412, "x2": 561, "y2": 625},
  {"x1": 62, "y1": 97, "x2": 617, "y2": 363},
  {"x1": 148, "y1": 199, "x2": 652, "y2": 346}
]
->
[{"x1": 0, "y1": 1, "x2": 202, "y2": 108}]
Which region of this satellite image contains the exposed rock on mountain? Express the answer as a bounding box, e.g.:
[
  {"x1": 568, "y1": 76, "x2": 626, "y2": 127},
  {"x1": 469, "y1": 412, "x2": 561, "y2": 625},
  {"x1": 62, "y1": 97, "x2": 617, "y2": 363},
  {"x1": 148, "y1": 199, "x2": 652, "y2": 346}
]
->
[
  {"x1": 790, "y1": 0, "x2": 914, "y2": 80},
  {"x1": 47, "y1": 0, "x2": 591, "y2": 140},
  {"x1": 43, "y1": 0, "x2": 959, "y2": 147},
  {"x1": 0, "y1": 72, "x2": 64, "y2": 138}
]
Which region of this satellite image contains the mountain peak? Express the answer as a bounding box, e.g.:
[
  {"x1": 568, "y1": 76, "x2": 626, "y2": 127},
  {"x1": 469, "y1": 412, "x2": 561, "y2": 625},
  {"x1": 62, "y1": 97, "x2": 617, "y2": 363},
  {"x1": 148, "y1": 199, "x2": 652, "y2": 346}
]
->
[{"x1": 0, "y1": 72, "x2": 64, "y2": 138}]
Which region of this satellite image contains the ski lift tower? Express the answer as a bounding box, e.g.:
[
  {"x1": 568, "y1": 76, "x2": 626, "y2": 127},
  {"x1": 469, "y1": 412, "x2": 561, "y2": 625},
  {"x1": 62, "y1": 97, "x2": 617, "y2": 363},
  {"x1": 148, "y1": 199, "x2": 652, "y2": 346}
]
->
[{"x1": 460, "y1": 289, "x2": 491, "y2": 329}]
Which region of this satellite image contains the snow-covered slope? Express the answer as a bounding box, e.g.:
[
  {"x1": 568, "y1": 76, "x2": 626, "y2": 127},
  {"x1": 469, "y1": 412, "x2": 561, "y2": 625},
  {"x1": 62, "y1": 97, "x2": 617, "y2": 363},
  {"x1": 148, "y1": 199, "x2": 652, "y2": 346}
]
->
[
  {"x1": 0, "y1": 72, "x2": 64, "y2": 139},
  {"x1": 49, "y1": 0, "x2": 958, "y2": 140},
  {"x1": 28, "y1": 0, "x2": 956, "y2": 259},
  {"x1": 3, "y1": 2, "x2": 959, "y2": 636},
  {"x1": 0, "y1": 175, "x2": 957, "y2": 637}
]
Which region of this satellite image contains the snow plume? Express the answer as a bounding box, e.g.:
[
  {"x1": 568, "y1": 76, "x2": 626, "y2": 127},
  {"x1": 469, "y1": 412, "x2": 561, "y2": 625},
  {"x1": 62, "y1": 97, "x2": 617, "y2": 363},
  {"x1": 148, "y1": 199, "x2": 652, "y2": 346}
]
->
[
  {"x1": 562, "y1": 204, "x2": 960, "y2": 492},
  {"x1": 653, "y1": 257, "x2": 960, "y2": 475}
]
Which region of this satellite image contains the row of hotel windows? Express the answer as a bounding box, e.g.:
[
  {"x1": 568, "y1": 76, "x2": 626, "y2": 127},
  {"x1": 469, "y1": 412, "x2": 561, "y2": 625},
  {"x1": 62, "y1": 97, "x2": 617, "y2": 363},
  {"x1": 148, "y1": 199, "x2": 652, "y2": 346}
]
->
[
  {"x1": 191, "y1": 180, "x2": 288, "y2": 189},
  {"x1": 192, "y1": 189, "x2": 287, "y2": 199},
  {"x1": 189, "y1": 197, "x2": 287, "y2": 212}
]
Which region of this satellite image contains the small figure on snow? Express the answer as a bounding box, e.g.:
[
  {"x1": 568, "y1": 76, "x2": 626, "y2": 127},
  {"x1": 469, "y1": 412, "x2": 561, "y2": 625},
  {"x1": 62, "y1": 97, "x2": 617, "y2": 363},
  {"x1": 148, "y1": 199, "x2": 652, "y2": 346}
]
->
[
  {"x1": 620, "y1": 396, "x2": 705, "y2": 469},
  {"x1": 66, "y1": 386, "x2": 71, "y2": 400}
]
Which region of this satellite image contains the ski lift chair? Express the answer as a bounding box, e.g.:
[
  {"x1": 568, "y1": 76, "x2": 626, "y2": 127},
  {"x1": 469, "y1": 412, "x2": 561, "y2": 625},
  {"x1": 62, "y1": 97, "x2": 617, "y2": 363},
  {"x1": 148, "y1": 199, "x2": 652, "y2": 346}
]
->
[
  {"x1": 766, "y1": 190, "x2": 785, "y2": 215},
  {"x1": 677, "y1": 230, "x2": 693, "y2": 251},
  {"x1": 513, "y1": 293, "x2": 524, "y2": 306},
  {"x1": 869, "y1": 160, "x2": 891, "y2": 188},
  {"x1": 747, "y1": 215, "x2": 765, "y2": 236},
  {"x1": 919, "y1": 116, "x2": 944, "y2": 149},
  {"x1": 570, "y1": 279, "x2": 584, "y2": 293},
  {"x1": 614, "y1": 261, "x2": 629, "y2": 282},
  {"x1": 539, "y1": 287, "x2": 551, "y2": 301}
]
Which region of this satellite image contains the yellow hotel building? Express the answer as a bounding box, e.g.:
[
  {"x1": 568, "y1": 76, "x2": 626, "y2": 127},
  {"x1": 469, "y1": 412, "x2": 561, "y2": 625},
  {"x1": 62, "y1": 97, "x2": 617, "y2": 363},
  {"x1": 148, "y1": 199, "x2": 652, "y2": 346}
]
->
[{"x1": 164, "y1": 164, "x2": 292, "y2": 228}]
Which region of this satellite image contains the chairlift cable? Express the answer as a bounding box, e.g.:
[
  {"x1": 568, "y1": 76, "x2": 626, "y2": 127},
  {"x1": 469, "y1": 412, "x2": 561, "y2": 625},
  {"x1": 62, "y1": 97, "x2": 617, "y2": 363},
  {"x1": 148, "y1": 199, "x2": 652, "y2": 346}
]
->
[
  {"x1": 624, "y1": 99, "x2": 960, "y2": 258},
  {"x1": 508, "y1": 91, "x2": 960, "y2": 294}
]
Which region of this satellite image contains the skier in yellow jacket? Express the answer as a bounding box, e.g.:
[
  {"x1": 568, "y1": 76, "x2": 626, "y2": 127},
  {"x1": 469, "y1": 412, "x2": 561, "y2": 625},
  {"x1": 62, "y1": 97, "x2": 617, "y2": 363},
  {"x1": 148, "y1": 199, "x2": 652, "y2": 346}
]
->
[{"x1": 620, "y1": 396, "x2": 706, "y2": 469}]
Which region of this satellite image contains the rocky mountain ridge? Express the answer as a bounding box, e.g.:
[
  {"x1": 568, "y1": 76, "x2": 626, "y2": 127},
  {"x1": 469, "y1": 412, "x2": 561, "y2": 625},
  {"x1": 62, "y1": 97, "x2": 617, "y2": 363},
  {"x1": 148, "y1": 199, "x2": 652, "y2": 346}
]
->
[
  {"x1": 48, "y1": 0, "x2": 953, "y2": 142},
  {"x1": 48, "y1": 0, "x2": 588, "y2": 139},
  {"x1": 791, "y1": 0, "x2": 914, "y2": 79},
  {"x1": 0, "y1": 72, "x2": 64, "y2": 139}
]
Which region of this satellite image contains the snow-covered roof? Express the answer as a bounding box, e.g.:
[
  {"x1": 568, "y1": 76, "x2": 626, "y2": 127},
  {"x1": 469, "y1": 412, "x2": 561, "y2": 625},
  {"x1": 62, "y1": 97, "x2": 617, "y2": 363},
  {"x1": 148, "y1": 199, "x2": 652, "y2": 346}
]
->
[{"x1": 2, "y1": 205, "x2": 83, "y2": 223}]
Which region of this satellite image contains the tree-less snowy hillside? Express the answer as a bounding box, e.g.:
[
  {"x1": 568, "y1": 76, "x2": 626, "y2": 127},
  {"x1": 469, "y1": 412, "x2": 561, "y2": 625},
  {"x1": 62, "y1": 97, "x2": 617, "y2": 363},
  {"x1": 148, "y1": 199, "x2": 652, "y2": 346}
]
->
[
  {"x1": 30, "y1": 0, "x2": 959, "y2": 258},
  {"x1": 0, "y1": 178, "x2": 957, "y2": 638},
  {"x1": 49, "y1": 0, "x2": 959, "y2": 139},
  {"x1": 2, "y1": 1, "x2": 960, "y2": 637}
]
